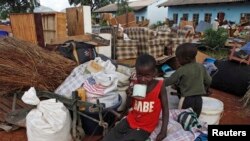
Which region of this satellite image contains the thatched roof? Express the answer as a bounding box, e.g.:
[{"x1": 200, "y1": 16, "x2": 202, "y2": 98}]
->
[
  {"x1": 94, "y1": 0, "x2": 156, "y2": 13},
  {"x1": 158, "y1": 0, "x2": 248, "y2": 7}
]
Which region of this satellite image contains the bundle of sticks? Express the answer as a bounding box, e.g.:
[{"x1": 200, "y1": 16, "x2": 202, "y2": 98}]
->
[{"x1": 0, "y1": 37, "x2": 76, "y2": 96}]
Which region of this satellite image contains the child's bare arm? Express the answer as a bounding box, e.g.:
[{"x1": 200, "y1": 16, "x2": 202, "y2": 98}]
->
[
  {"x1": 203, "y1": 68, "x2": 212, "y2": 95},
  {"x1": 156, "y1": 80, "x2": 169, "y2": 141},
  {"x1": 120, "y1": 86, "x2": 133, "y2": 118},
  {"x1": 164, "y1": 70, "x2": 180, "y2": 86},
  {"x1": 204, "y1": 68, "x2": 212, "y2": 87}
]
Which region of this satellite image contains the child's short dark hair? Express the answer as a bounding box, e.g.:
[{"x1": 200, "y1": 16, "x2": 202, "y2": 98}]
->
[
  {"x1": 135, "y1": 54, "x2": 156, "y2": 69},
  {"x1": 175, "y1": 43, "x2": 197, "y2": 64}
]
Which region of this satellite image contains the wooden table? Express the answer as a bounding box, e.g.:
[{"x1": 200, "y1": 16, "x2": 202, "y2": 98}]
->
[{"x1": 225, "y1": 38, "x2": 246, "y2": 48}]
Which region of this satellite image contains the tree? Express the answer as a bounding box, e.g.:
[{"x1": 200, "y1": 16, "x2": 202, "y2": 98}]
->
[
  {"x1": 0, "y1": 0, "x2": 39, "y2": 19},
  {"x1": 116, "y1": 0, "x2": 132, "y2": 16},
  {"x1": 68, "y1": 0, "x2": 116, "y2": 12}
]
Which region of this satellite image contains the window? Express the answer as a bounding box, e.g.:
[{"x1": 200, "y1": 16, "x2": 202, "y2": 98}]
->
[
  {"x1": 193, "y1": 14, "x2": 199, "y2": 26},
  {"x1": 183, "y1": 13, "x2": 189, "y2": 21},
  {"x1": 246, "y1": 14, "x2": 250, "y2": 21},
  {"x1": 240, "y1": 13, "x2": 250, "y2": 23},
  {"x1": 141, "y1": 16, "x2": 145, "y2": 21},
  {"x1": 136, "y1": 16, "x2": 139, "y2": 23},
  {"x1": 173, "y1": 13, "x2": 178, "y2": 24},
  {"x1": 204, "y1": 13, "x2": 212, "y2": 23}
]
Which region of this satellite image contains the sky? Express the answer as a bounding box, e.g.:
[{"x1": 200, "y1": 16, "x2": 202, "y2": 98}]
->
[
  {"x1": 40, "y1": 0, "x2": 138, "y2": 12},
  {"x1": 40, "y1": 0, "x2": 71, "y2": 11}
]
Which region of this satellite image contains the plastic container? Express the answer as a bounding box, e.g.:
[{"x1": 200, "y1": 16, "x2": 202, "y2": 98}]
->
[
  {"x1": 0, "y1": 30, "x2": 9, "y2": 37},
  {"x1": 161, "y1": 64, "x2": 173, "y2": 73},
  {"x1": 204, "y1": 57, "x2": 216, "y2": 64},
  {"x1": 199, "y1": 97, "x2": 224, "y2": 125}
]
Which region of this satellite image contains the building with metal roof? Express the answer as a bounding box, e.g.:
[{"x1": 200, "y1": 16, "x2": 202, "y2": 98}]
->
[
  {"x1": 158, "y1": 0, "x2": 250, "y2": 25},
  {"x1": 95, "y1": 0, "x2": 168, "y2": 25}
]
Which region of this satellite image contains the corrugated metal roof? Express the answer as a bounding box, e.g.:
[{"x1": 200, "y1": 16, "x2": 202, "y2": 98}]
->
[
  {"x1": 158, "y1": 0, "x2": 248, "y2": 7},
  {"x1": 129, "y1": 0, "x2": 155, "y2": 7},
  {"x1": 94, "y1": 3, "x2": 118, "y2": 13},
  {"x1": 94, "y1": 0, "x2": 156, "y2": 13}
]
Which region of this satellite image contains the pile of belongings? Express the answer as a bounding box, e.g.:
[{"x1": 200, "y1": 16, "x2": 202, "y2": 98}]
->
[
  {"x1": 239, "y1": 42, "x2": 250, "y2": 55},
  {"x1": 230, "y1": 42, "x2": 250, "y2": 65},
  {"x1": 55, "y1": 57, "x2": 134, "y2": 110},
  {"x1": 149, "y1": 108, "x2": 208, "y2": 141}
]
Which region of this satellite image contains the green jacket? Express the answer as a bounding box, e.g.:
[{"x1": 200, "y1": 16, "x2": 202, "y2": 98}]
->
[{"x1": 165, "y1": 62, "x2": 212, "y2": 97}]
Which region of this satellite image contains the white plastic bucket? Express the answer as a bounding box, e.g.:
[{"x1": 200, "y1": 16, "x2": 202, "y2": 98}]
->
[{"x1": 199, "y1": 97, "x2": 224, "y2": 125}]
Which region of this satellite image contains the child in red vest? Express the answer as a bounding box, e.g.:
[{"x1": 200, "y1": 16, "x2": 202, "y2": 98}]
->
[{"x1": 103, "y1": 54, "x2": 169, "y2": 141}]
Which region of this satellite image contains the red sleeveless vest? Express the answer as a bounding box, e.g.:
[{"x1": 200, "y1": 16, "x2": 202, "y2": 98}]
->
[{"x1": 127, "y1": 80, "x2": 163, "y2": 132}]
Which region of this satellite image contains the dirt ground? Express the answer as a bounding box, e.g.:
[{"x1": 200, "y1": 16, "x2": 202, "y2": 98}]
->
[{"x1": 0, "y1": 88, "x2": 250, "y2": 141}]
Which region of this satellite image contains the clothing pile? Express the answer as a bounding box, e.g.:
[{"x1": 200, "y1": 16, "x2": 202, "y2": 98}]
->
[
  {"x1": 83, "y1": 71, "x2": 118, "y2": 108},
  {"x1": 149, "y1": 109, "x2": 208, "y2": 141},
  {"x1": 55, "y1": 57, "x2": 133, "y2": 109}
]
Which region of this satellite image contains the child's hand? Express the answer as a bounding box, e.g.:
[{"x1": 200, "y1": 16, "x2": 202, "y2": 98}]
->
[
  {"x1": 119, "y1": 111, "x2": 127, "y2": 120},
  {"x1": 156, "y1": 131, "x2": 167, "y2": 141}
]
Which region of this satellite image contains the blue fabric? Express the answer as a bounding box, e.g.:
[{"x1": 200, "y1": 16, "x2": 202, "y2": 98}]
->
[
  {"x1": 203, "y1": 58, "x2": 218, "y2": 77},
  {"x1": 0, "y1": 30, "x2": 9, "y2": 37},
  {"x1": 204, "y1": 58, "x2": 216, "y2": 64},
  {"x1": 194, "y1": 133, "x2": 208, "y2": 141},
  {"x1": 203, "y1": 62, "x2": 218, "y2": 76},
  {"x1": 241, "y1": 42, "x2": 250, "y2": 55}
]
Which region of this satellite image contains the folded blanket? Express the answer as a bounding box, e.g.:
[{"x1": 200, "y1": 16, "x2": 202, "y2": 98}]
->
[{"x1": 149, "y1": 109, "x2": 208, "y2": 141}]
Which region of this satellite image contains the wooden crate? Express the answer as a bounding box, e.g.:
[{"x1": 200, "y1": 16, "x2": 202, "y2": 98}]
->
[
  {"x1": 66, "y1": 6, "x2": 92, "y2": 36},
  {"x1": 0, "y1": 25, "x2": 12, "y2": 33},
  {"x1": 108, "y1": 12, "x2": 137, "y2": 27},
  {"x1": 42, "y1": 13, "x2": 67, "y2": 44},
  {"x1": 10, "y1": 13, "x2": 45, "y2": 47}
]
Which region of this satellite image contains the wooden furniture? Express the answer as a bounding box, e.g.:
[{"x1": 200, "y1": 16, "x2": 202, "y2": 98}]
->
[
  {"x1": 50, "y1": 35, "x2": 92, "y2": 45},
  {"x1": 10, "y1": 13, "x2": 45, "y2": 47},
  {"x1": 66, "y1": 6, "x2": 92, "y2": 36},
  {"x1": 0, "y1": 25, "x2": 12, "y2": 33},
  {"x1": 108, "y1": 12, "x2": 137, "y2": 28},
  {"x1": 225, "y1": 38, "x2": 246, "y2": 48},
  {"x1": 41, "y1": 13, "x2": 67, "y2": 44},
  {"x1": 196, "y1": 51, "x2": 210, "y2": 64},
  {"x1": 116, "y1": 59, "x2": 136, "y2": 67},
  {"x1": 229, "y1": 44, "x2": 250, "y2": 65},
  {"x1": 10, "y1": 13, "x2": 67, "y2": 47}
]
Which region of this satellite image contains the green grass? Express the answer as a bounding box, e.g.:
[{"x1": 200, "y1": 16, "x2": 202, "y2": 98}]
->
[{"x1": 200, "y1": 48, "x2": 230, "y2": 60}]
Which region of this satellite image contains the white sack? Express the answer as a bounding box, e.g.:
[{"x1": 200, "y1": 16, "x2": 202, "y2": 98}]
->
[{"x1": 23, "y1": 88, "x2": 72, "y2": 141}]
